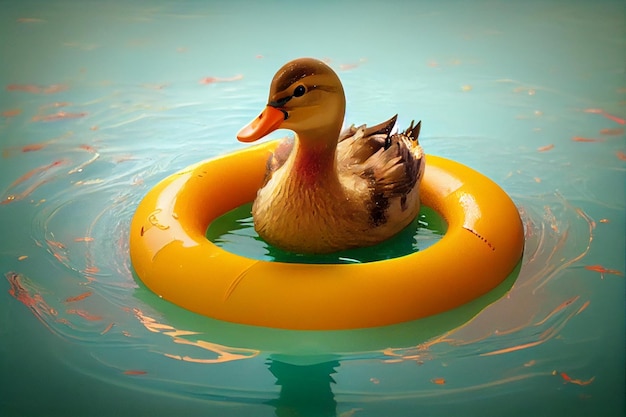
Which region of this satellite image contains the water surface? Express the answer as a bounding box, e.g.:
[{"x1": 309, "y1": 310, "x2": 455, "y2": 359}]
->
[{"x1": 1, "y1": 1, "x2": 624, "y2": 416}]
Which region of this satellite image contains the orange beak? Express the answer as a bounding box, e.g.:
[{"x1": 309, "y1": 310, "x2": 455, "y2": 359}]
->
[{"x1": 237, "y1": 106, "x2": 286, "y2": 142}]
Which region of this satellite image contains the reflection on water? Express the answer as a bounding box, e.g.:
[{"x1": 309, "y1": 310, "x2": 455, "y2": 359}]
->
[
  {"x1": 267, "y1": 359, "x2": 340, "y2": 417},
  {"x1": 1, "y1": 0, "x2": 624, "y2": 416},
  {"x1": 134, "y1": 308, "x2": 260, "y2": 364}
]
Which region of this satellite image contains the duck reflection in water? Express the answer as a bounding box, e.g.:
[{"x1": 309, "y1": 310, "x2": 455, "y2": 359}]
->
[{"x1": 266, "y1": 359, "x2": 340, "y2": 417}]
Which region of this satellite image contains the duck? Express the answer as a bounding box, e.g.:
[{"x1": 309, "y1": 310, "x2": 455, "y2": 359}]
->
[{"x1": 237, "y1": 57, "x2": 425, "y2": 254}]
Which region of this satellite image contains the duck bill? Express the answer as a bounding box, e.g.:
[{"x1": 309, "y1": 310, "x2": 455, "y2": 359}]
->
[{"x1": 237, "y1": 106, "x2": 286, "y2": 142}]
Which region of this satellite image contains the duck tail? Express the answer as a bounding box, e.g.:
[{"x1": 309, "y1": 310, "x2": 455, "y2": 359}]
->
[{"x1": 404, "y1": 120, "x2": 421, "y2": 147}]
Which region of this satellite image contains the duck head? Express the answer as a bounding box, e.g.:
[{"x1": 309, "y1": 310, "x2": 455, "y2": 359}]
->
[{"x1": 237, "y1": 58, "x2": 346, "y2": 147}]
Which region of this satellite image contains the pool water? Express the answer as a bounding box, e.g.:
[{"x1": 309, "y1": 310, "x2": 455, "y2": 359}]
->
[
  {"x1": 1, "y1": 1, "x2": 624, "y2": 416},
  {"x1": 207, "y1": 203, "x2": 447, "y2": 263}
]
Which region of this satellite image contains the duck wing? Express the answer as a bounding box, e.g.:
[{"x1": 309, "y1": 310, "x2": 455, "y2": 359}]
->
[
  {"x1": 365, "y1": 119, "x2": 424, "y2": 197},
  {"x1": 339, "y1": 118, "x2": 425, "y2": 225},
  {"x1": 338, "y1": 115, "x2": 398, "y2": 165}
]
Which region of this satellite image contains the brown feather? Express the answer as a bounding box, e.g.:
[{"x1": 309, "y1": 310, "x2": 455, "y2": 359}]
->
[{"x1": 346, "y1": 119, "x2": 424, "y2": 225}]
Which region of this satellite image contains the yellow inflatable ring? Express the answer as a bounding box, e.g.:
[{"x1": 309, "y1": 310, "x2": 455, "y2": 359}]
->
[{"x1": 130, "y1": 140, "x2": 524, "y2": 330}]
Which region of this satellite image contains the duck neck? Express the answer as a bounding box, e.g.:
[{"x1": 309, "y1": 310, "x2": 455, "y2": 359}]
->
[
  {"x1": 291, "y1": 128, "x2": 340, "y2": 187},
  {"x1": 287, "y1": 94, "x2": 345, "y2": 187}
]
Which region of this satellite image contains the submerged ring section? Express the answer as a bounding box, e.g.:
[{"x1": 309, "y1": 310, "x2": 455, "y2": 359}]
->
[{"x1": 130, "y1": 140, "x2": 524, "y2": 330}]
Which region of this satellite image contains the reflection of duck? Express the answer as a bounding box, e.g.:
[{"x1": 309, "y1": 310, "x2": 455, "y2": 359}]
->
[
  {"x1": 237, "y1": 58, "x2": 425, "y2": 254},
  {"x1": 266, "y1": 359, "x2": 339, "y2": 417}
]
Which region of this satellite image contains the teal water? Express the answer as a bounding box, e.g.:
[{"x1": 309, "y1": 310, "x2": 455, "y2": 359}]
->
[{"x1": 1, "y1": 1, "x2": 624, "y2": 416}]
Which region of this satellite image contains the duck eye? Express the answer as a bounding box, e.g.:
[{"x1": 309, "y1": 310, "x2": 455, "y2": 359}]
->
[{"x1": 293, "y1": 85, "x2": 306, "y2": 97}]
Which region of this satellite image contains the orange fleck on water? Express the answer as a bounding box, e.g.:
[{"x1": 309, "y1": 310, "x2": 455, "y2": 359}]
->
[
  {"x1": 559, "y1": 372, "x2": 595, "y2": 386},
  {"x1": 571, "y1": 136, "x2": 602, "y2": 143},
  {"x1": 74, "y1": 237, "x2": 95, "y2": 242},
  {"x1": 524, "y1": 360, "x2": 536, "y2": 367},
  {"x1": 431, "y1": 378, "x2": 446, "y2": 385},
  {"x1": 534, "y1": 177, "x2": 542, "y2": 183},
  {"x1": 6, "y1": 272, "x2": 34, "y2": 306},
  {"x1": 65, "y1": 291, "x2": 93, "y2": 303},
  {"x1": 6, "y1": 83, "x2": 68, "y2": 94},
  {"x1": 199, "y1": 74, "x2": 243, "y2": 84},
  {"x1": 83, "y1": 275, "x2": 97, "y2": 284},
  {"x1": 576, "y1": 301, "x2": 590, "y2": 315},
  {"x1": 616, "y1": 151, "x2": 626, "y2": 161},
  {"x1": 2, "y1": 109, "x2": 21, "y2": 117},
  {"x1": 66, "y1": 309, "x2": 103, "y2": 321},
  {"x1": 599, "y1": 218, "x2": 610, "y2": 223},
  {"x1": 584, "y1": 265, "x2": 623, "y2": 277},
  {"x1": 84, "y1": 266, "x2": 100, "y2": 274},
  {"x1": 18, "y1": 255, "x2": 28, "y2": 261},
  {"x1": 601, "y1": 112, "x2": 625, "y2": 125},
  {"x1": 7, "y1": 84, "x2": 41, "y2": 93},
  {"x1": 537, "y1": 144, "x2": 554, "y2": 152},
  {"x1": 32, "y1": 111, "x2": 87, "y2": 122},
  {"x1": 9, "y1": 160, "x2": 65, "y2": 188},
  {"x1": 21, "y1": 143, "x2": 47, "y2": 152},
  {"x1": 101, "y1": 322, "x2": 114, "y2": 335},
  {"x1": 369, "y1": 377, "x2": 380, "y2": 384},
  {"x1": 17, "y1": 17, "x2": 45, "y2": 23},
  {"x1": 572, "y1": 377, "x2": 595, "y2": 386},
  {"x1": 53, "y1": 252, "x2": 67, "y2": 263},
  {"x1": 47, "y1": 239, "x2": 65, "y2": 249},
  {"x1": 79, "y1": 144, "x2": 97, "y2": 153},
  {"x1": 1, "y1": 159, "x2": 68, "y2": 204},
  {"x1": 583, "y1": 108, "x2": 626, "y2": 124},
  {"x1": 600, "y1": 127, "x2": 624, "y2": 135},
  {"x1": 6, "y1": 271, "x2": 57, "y2": 328},
  {"x1": 123, "y1": 370, "x2": 147, "y2": 375}
]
